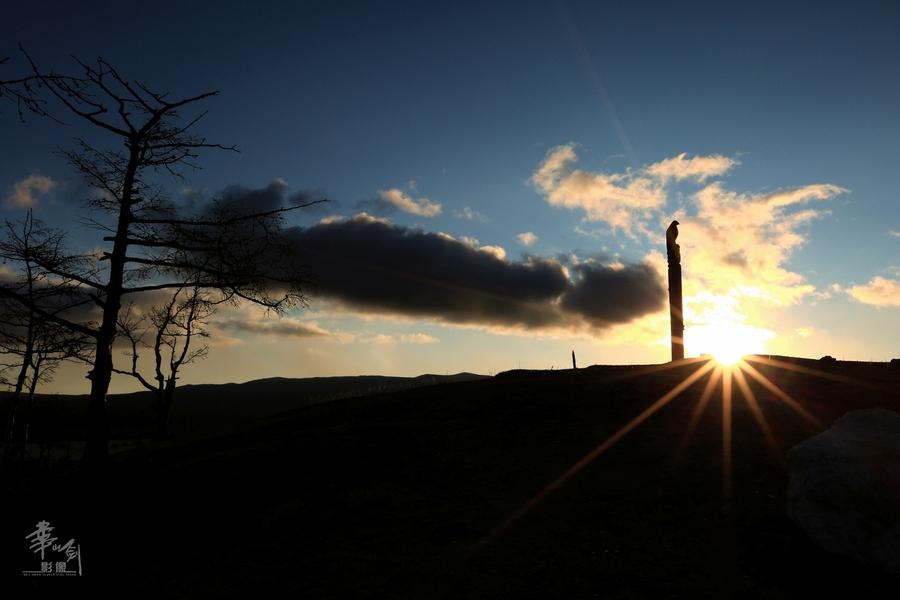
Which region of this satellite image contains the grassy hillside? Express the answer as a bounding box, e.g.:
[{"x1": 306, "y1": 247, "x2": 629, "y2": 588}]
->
[{"x1": 2, "y1": 357, "x2": 899, "y2": 597}]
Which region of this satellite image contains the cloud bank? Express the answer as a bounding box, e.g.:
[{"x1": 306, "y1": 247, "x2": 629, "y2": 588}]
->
[{"x1": 280, "y1": 214, "x2": 665, "y2": 333}]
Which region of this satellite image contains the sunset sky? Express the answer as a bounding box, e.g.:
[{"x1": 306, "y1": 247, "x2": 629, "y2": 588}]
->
[{"x1": 2, "y1": 1, "x2": 899, "y2": 393}]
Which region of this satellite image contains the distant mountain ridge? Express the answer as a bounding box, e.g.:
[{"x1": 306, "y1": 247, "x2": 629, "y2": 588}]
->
[{"x1": 0, "y1": 372, "x2": 488, "y2": 442}]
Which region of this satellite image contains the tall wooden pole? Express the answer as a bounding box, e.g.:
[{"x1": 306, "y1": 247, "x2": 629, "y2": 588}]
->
[{"x1": 666, "y1": 221, "x2": 684, "y2": 361}]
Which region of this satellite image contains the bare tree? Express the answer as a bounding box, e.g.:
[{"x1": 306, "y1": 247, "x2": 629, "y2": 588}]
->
[
  {"x1": 114, "y1": 284, "x2": 213, "y2": 440},
  {"x1": 0, "y1": 212, "x2": 94, "y2": 448},
  {"x1": 1, "y1": 48, "x2": 320, "y2": 466}
]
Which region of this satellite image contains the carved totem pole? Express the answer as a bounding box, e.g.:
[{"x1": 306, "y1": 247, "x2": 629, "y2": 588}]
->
[{"x1": 666, "y1": 220, "x2": 684, "y2": 361}]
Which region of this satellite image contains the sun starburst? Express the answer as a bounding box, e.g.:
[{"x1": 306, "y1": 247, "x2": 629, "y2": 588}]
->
[{"x1": 480, "y1": 350, "x2": 850, "y2": 544}]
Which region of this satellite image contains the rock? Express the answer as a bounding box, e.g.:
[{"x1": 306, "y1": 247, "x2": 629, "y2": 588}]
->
[{"x1": 786, "y1": 408, "x2": 900, "y2": 575}]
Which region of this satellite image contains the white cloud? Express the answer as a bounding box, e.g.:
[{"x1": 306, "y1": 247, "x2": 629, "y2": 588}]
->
[
  {"x1": 532, "y1": 146, "x2": 746, "y2": 234},
  {"x1": 378, "y1": 188, "x2": 442, "y2": 217},
  {"x1": 531, "y1": 143, "x2": 848, "y2": 356},
  {"x1": 454, "y1": 206, "x2": 488, "y2": 222},
  {"x1": 682, "y1": 182, "x2": 846, "y2": 306},
  {"x1": 846, "y1": 276, "x2": 900, "y2": 307},
  {"x1": 457, "y1": 235, "x2": 506, "y2": 260},
  {"x1": 646, "y1": 153, "x2": 737, "y2": 182},
  {"x1": 517, "y1": 231, "x2": 538, "y2": 246},
  {"x1": 889, "y1": 230, "x2": 900, "y2": 238},
  {"x1": 5, "y1": 174, "x2": 58, "y2": 208},
  {"x1": 531, "y1": 144, "x2": 665, "y2": 233},
  {"x1": 479, "y1": 245, "x2": 506, "y2": 260}
]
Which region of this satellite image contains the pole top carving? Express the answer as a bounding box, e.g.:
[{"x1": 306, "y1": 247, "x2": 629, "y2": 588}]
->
[{"x1": 666, "y1": 220, "x2": 681, "y2": 265}]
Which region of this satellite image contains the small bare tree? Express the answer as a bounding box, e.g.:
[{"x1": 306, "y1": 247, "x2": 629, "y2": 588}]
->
[
  {"x1": 114, "y1": 284, "x2": 213, "y2": 440},
  {"x1": 1, "y1": 48, "x2": 320, "y2": 466},
  {"x1": 1, "y1": 212, "x2": 94, "y2": 448}
]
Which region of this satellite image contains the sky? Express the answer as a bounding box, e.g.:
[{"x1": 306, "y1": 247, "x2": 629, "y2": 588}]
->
[{"x1": 1, "y1": 0, "x2": 899, "y2": 393}]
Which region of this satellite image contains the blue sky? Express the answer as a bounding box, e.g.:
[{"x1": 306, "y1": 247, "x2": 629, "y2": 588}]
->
[{"x1": 2, "y1": 1, "x2": 899, "y2": 391}]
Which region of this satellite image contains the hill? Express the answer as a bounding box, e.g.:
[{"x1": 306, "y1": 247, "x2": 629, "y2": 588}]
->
[
  {"x1": 2, "y1": 356, "x2": 899, "y2": 596},
  {"x1": 0, "y1": 372, "x2": 488, "y2": 443}
]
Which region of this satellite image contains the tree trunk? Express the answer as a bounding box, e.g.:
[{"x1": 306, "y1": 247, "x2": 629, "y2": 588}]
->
[
  {"x1": 5, "y1": 338, "x2": 33, "y2": 444},
  {"x1": 85, "y1": 338, "x2": 113, "y2": 466},
  {"x1": 22, "y1": 355, "x2": 43, "y2": 445},
  {"x1": 156, "y1": 378, "x2": 176, "y2": 441},
  {"x1": 83, "y1": 143, "x2": 139, "y2": 469}
]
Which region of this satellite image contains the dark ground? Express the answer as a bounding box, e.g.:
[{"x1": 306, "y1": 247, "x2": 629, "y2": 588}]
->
[{"x1": 2, "y1": 356, "x2": 900, "y2": 598}]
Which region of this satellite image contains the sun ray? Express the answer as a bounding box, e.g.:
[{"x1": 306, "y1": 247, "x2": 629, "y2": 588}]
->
[
  {"x1": 483, "y1": 360, "x2": 717, "y2": 541},
  {"x1": 732, "y1": 364, "x2": 783, "y2": 465},
  {"x1": 721, "y1": 367, "x2": 733, "y2": 500},
  {"x1": 606, "y1": 356, "x2": 709, "y2": 383},
  {"x1": 674, "y1": 364, "x2": 722, "y2": 464},
  {"x1": 744, "y1": 355, "x2": 877, "y2": 390},
  {"x1": 739, "y1": 360, "x2": 823, "y2": 429}
]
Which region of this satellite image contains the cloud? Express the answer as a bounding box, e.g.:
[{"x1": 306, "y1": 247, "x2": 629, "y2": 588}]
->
[
  {"x1": 457, "y1": 235, "x2": 506, "y2": 260},
  {"x1": 5, "y1": 174, "x2": 58, "y2": 208},
  {"x1": 646, "y1": 153, "x2": 737, "y2": 182},
  {"x1": 454, "y1": 206, "x2": 488, "y2": 222},
  {"x1": 216, "y1": 180, "x2": 288, "y2": 215},
  {"x1": 560, "y1": 261, "x2": 667, "y2": 326},
  {"x1": 0, "y1": 265, "x2": 15, "y2": 282},
  {"x1": 531, "y1": 143, "x2": 847, "y2": 355},
  {"x1": 532, "y1": 146, "x2": 746, "y2": 234},
  {"x1": 517, "y1": 231, "x2": 538, "y2": 246},
  {"x1": 280, "y1": 214, "x2": 666, "y2": 333},
  {"x1": 478, "y1": 245, "x2": 506, "y2": 260},
  {"x1": 288, "y1": 188, "x2": 333, "y2": 214},
  {"x1": 846, "y1": 276, "x2": 900, "y2": 307},
  {"x1": 210, "y1": 303, "x2": 441, "y2": 345},
  {"x1": 366, "y1": 333, "x2": 438, "y2": 344},
  {"x1": 215, "y1": 317, "x2": 336, "y2": 338},
  {"x1": 890, "y1": 230, "x2": 900, "y2": 238},
  {"x1": 532, "y1": 144, "x2": 666, "y2": 233},
  {"x1": 682, "y1": 182, "x2": 847, "y2": 306},
  {"x1": 368, "y1": 188, "x2": 442, "y2": 217}
]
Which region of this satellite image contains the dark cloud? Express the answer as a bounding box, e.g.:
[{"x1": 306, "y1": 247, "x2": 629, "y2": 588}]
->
[
  {"x1": 560, "y1": 263, "x2": 667, "y2": 326},
  {"x1": 289, "y1": 188, "x2": 335, "y2": 214},
  {"x1": 282, "y1": 215, "x2": 666, "y2": 331},
  {"x1": 217, "y1": 180, "x2": 287, "y2": 215},
  {"x1": 286, "y1": 215, "x2": 566, "y2": 328},
  {"x1": 193, "y1": 181, "x2": 334, "y2": 221}
]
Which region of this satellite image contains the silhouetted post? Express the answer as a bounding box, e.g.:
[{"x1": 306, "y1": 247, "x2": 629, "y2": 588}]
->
[
  {"x1": 572, "y1": 350, "x2": 577, "y2": 370},
  {"x1": 666, "y1": 220, "x2": 684, "y2": 361}
]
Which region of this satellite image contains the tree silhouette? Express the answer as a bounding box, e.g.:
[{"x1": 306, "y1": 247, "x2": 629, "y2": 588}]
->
[
  {"x1": 114, "y1": 284, "x2": 213, "y2": 440},
  {"x1": 0, "y1": 212, "x2": 94, "y2": 451},
  {"x1": 0, "y1": 48, "x2": 320, "y2": 466}
]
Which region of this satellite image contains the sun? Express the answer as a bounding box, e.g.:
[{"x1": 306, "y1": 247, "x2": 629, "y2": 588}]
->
[
  {"x1": 684, "y1": 294, "x2": 774, "y2": 366},
  {"x1": 710, "y1": 345, "x2": 744, "y2": 366},
  {"x1": 687, "y1": 318, "x2": 772, "y2": 366}
]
